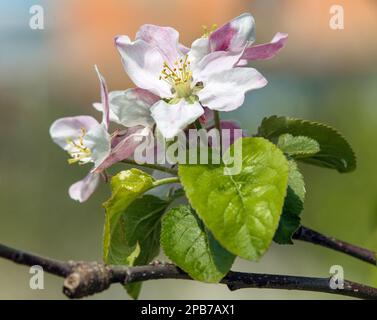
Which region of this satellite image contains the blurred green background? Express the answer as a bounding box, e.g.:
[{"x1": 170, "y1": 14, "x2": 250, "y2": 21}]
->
[{"x1": 1, "y1": 0, "x2": 377, "y2": 299}]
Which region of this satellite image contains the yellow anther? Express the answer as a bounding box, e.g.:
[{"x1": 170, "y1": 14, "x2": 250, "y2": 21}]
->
[
  {"x1": 159, "y1": 54, "x2": 192, "y2": 89},
  {"x1": 201, "y1": 23, "x2": 218, "y2": 38},
  {"x1": 66, "y1": 128, "x2": 91, "y2": 165}
]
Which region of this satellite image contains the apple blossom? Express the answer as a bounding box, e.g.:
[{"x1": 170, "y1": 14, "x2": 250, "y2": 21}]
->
[
  {"x1": 50, "y1": 67, "x2": 158, "y2": 202},
  {"x1": 115, "y1": 15, "x2": 268, "y2": 139},
  {"x1": 49, "y1": 66, "x2": 112, "y2": 202}
]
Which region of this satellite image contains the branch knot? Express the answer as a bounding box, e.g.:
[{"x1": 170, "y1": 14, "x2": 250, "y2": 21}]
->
[{"x1": 63, "y1": 261, "x2": 112, "y2": 299}]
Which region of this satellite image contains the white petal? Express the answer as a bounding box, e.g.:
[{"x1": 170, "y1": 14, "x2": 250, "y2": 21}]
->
[
  {"x1": 93, "y1": 88, "x2": 158, "y2": 128},
  {"x1": 136, "y1": 24, "x2": 182, "y2": 65},
  {"x1": 83, "y1": 123, "x2": 112, "y2": 169},
  {"x1": 110, "y1": 88, "x2": 157, "y2": 128},
  {"x1": 188, "y1": 37, "x2": 209, "y2": 65},
  {"x1": 115, "y1": 35, "x2": 172, "y2": 98},
  {"x1": 93, "y1": 101, "x2": 118, "y2": 123},
  {"x1": 68, "y1": 172, "x2": 100, "y2": 203},
  {"x1": 179, "y1": 43, "x2": 190, "y2": 55},
  {"x1": 198, "y1": 67, "x2": 267, "y2": 112},
  {"x1": 151, "y1": 100, "x2": 204, "y2": 139},
  {"x1": 49, "y1": 116, "x2": 99, "y2": 150},
  {"x1": 192, "y1": 50, "x2": 244, "y2": 83}
]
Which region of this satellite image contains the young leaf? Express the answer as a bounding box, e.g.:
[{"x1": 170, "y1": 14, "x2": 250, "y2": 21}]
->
[
  {"x1": 277, "y1": 134, "x2": 320, "y2": 158},
  {"x1": 105, "y1": 195, "x2": 168, "y2": 298},
  {"x1": 283, "y1": 160, "x2": 305, "y2": 214},
  {"x1": 257, "y1": 116, "x2": 356, "y2": 172},
  {"x1": 125, "y1": 282, "x2": 142, "y2": 300},
  {"x1": 273, "y1": 212, "x2": 301, "y2": 245},
  {"x1": 274, "y1": 160, "x2": 305, "y2": 244},
  {"x1": 103, "y1": 169, "x2": 169, "y2": 299},
  {"x1": 161, "y1": 206, "x2": 235, "y2": 283},
  {"x1": 179, "y1": 137, "x2": 289, "y2": 260},
  {"x1": 103, "y1": 169, "x2": 154, "y2": 264}
]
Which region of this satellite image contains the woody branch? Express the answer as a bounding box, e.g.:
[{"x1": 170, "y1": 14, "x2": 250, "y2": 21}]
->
[{"x1": 0, "y1": 242, "x2": 376, "y2": 299}]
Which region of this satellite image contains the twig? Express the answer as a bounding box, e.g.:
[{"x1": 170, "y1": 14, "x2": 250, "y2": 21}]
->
[
  {"x1": 0, "y1": 243, "x2": 70, "y2": 277},
  {"x1": 0, "y1": 243, "x2": 376, "y2": 299},
  {"x1": 153, "y1": 176, "x2": 180, "y2": 187},
  {"x1": 294, "y1": 226, "x2": 376, "y2": 265},
  {"x1": 213, "y1": 110, "x2": 222, "y2": 153},
  {"x1": 122, "y1": 159, "x2": 178, "y2": 175}
]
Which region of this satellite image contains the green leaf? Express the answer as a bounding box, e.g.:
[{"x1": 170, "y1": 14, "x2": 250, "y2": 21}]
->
[
  {"x1": 125, "y1": 282, "x2": 142, "y2": 300},
  {"x1": 258, "y1": 116, "x2": 356, "y2": 172},
  {"x1": 103, "y1": 169, "x2": 169, "y2": 299},
  {"x1": 103, "y1": 169, "x2": 154, "y2": 263},
  {"x1": 273, "y1": 212, "x2": 300, "y2": 245},
  {"x1": 179, "y1": 137, "x2": 289, "y2": 260},
  {"x1": 277, "y1": 134, "x2": 320, "y2": 158},
  {"x1": 274, "y1": 160, "x2": 305, "y2": 244},
  {"x1": 283, "y1": 160, "x2": 305, "y2": 214},
  {"x1": 161, "y1": 206, "x2": 235, "y2": 283},
  {"x1": 106, "y1": 195, "x2": 168, "y2": 298}
]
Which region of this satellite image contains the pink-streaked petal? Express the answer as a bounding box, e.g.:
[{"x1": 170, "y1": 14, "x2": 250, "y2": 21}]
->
[
  {"x1": 136, "y1": 24, "x2": 182, "y2": 65},
  {"x1": 198, "y1": 67, "x2": 267, "y2": 112},
  {"x1": 192, "y1": 49, "x2": 244, "y2": 83},
  {"x1": 241, "y1": 32, "x2": 288, "y2": 61},
  {"x1": 209, "y1": 13, "x2": 255, "y2": 52},
  {"x1": 68, "y1": 172, "x2": 100, "y2": 203},
  {"x1": 133, "y1": 87, "x2": 160, "y2": 105},
  {"x1": 93, "y1": 127, "x2": 151, "y2": 172},
  {"x1": 151, "y1": 100, "x2": 204, "y2": 139},
  {"x1": 115, "y1": 35, "x2": 172, "y2": 98},
  {"x1": 49, "y1": 116, "x2": 99, "y2": 150},
  {"x1": 94, "y1": 65, "x2": 110, "y2": 129},
  {"x1": 110, "y1": 129, "x2": 128, "y2": 148}
]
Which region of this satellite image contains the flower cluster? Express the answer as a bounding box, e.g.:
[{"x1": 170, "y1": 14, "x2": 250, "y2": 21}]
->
[{"x1": 49, "y1": 13, "x2": 287, "y2": 202}]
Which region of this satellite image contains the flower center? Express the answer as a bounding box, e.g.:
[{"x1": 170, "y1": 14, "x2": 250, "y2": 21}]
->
[
  {"x1": 66, "y1": 128, "x2": 92, "y2": 165},
  {"x1": 159, "y1": 55, "x2": 193, "y2": 99}
]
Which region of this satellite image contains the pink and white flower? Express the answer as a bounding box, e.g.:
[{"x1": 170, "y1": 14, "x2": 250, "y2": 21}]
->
[
  {"x1": 49, "y1": 13, "x2": 287, "y2": 201},
  {"x1": 50, "y1": 67, "x2": 157, "y2": 202},
  {"x1": 115, "y1": 14, "x2": 269, "y2": 139},
  {"x1": 49, "y1": 67, "x2": 112, "y2": 202}
]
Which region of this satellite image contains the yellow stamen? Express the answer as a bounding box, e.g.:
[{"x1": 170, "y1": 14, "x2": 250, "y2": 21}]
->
[
  {"x1": 159, "y1": 54, "x2": 193, "y2": 98},
  {"x1": 201, "y1": 23, "x2": 218, "y2": 38},
  {"x1": 66, "y1": 128, "x2": 91, "y2": 165}
]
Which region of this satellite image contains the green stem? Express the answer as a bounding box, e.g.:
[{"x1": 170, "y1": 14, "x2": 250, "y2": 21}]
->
[
  {"x1": 214, "y1": 110, "x2": 221, "y2": 132},
  {"x1": 214, "y1": 111, "x2": 222, "y2": 153},
  {"x1": 153, "y1": 177, "x2": 180, "y2": 187},
  {"x1": 194, "y1": 119, "x2": 203, "y2": 130},
  {"x1": 122, "y1": 159, "x2": 177, "y2": 175}
]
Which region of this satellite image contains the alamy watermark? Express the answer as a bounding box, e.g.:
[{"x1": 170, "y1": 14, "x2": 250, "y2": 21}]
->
[
  {"x1": 133, "y1": 128, "x2": 243, "y2": 175},
  {"x1": 29, "y1": 265, "x2": 44, "y2": 290},
  {"x1": 29, "y1": 5, "x2": 44, "y2": 30},
  {"x1": 329, "y1": 4, "x2": 344, "y2": 30},
  {"x1": 329, "y1": 265, "x2": 344, "y2": 290}
]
